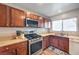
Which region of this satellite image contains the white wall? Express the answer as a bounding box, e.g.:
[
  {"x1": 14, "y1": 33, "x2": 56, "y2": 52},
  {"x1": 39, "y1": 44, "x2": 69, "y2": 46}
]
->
[{"x1": 50, "y1": 8, "x2": 79, "y2": 36}]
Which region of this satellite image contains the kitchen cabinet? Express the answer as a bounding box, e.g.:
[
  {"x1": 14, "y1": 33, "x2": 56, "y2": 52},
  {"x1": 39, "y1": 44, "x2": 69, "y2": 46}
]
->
[
  {"x1": 0, "y1": 4, "x2": 10, "y2": 27},
  {"x1": 0, "y1": 3, "x2": 48, "y2": 27},
  {"x1": 26, "y1": 13, "x2": 34, "y2": 19},
  {"x1": 43, "y1": 36, "x2": 50, "y2": 50},
  {"x1": 58, "y1": 37, "x2": 69, "y2": 53},
  {"x1": 10, "y1": 7, "x2": 25, "y2": 27},
  {"x1": 38, "y1": 17, "x2": 44, "y2": 28},
  {"x1": 33, "y1": 15, "x2": 39, "y2": 20},
  {"x1": 0, "y1": 41, "x2": 27, "y2": 55},
  {"x1": 52, "y1": 36, "x2": 59, "y2": 48},
  {"x1": 63, "y1": 38, "x2": 69, "y2": 53},
  {"x1": 16, "y1": 41, "x2": 27, "y2": 55},
  {"x1": 44, "y1": 19, "x2": 51, "y2": 28},
  {"x1": 30, "y1": 14, "x2": 38, "y2": 20},
  {"x1": 26, "y1": 12, "x2": 39, "y2": 20},
  {"x1": 26, "y1": 12, "x2": 31, "y2": 18},
  {"x1": 49, "y1": 36, "x2": 59, "y2": 48},
  {"x1": 49, "y1": 35, "x2": 69, "y2": 53}
]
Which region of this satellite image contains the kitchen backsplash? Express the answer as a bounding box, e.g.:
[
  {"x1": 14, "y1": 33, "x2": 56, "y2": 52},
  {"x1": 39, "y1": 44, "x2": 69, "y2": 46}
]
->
[
  {"x1": 0, "y1": 27, "x2": 48, "y2": 37},
  {"x1": 0, "y1": 27, "x2": 79, "y2": 38},
  {"x1": 50, "y1": 31, "x2": 79, "y2": 36}
]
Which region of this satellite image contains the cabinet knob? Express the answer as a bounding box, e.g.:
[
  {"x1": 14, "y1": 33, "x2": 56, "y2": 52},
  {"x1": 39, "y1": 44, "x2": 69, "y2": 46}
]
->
[
  {"x1": 7, "y1": 24, "x2": 9, "y2": 26},
  {"x1": 6, "y1": 47, "x2": 9, "y2": 50}
]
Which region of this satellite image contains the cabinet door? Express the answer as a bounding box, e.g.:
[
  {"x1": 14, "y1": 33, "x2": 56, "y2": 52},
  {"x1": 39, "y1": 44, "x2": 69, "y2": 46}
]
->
[
  {"x1": 49, "y1": 35, "x2": 54, "y2": 46},
  {"x1": 44, "y1": 19, "x2": 50, "y2": 28},
  {"x1": 53, "y1": 37, "x2": 59, "y2": 48},
  {"x1": 59, "y1": 38, "x2": 64, "y2": 51},
  {"x1": 38, "y1": 18, "x2": 44, "y2": 28},
  {"x1": 43, "y1": 36, "x2": 49, "y2": 50},
  {"x1": 59, "y1": 37, "x2": 69, "y2": 53},
  {"x1": 43, "y1": 38, "x2": 47, "y2": 50},
  {"x1": 16, "y1": 41, "x2": 27, "y2": 55},
  {"x1": 49, "y1": 36, "x2": 59, "y2": 48},
  {"x1": 10, "y1": 8, "x2": 25, "y2": 27},
  {"x1": 17, "y1": 47, "x2": 27, "y2": 55},
  {"x1": 30, "y1": 14, "x2": 34, "y2": 19},
  {"x1": 34, "y1": 15, "x2": 38, "y2": 20},
  {"x1": 63, "y1": 38, "x2": 69, "y2": 53},
  {"x1": 0, "y1": 4, "x2": 7, "y2": 27}
]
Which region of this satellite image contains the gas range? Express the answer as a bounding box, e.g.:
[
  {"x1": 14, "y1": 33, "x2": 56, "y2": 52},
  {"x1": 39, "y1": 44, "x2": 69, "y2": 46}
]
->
[
  {"x1": 24, "y1": 33, "x2": 43, "y2": 55},
  {"x1": 24, "y1": 33, "x2": 42, "y2": 43}
]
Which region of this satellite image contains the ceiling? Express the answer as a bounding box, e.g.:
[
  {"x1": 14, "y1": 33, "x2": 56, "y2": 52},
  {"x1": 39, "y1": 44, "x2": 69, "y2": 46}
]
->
[{"x1": 5, "y1": 3, "x2": 79, "y2": 17}]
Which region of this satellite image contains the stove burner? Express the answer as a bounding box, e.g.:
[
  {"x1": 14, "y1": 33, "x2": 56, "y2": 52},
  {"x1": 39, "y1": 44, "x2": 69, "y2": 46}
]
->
[{"x1": 24, "y1": 33, "x2": 41, "y2": 40}]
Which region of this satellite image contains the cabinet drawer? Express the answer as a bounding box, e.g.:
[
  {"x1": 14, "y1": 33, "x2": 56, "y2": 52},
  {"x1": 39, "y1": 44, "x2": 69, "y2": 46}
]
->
[{"x1": 16, "y1": 41, "x2": 27, "y2": 47}]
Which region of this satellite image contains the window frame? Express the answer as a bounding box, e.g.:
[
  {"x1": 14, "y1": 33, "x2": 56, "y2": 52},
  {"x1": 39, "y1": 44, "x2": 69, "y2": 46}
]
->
[{"x1": 52, "y1": 17, "x2": 77, "y2": 32}]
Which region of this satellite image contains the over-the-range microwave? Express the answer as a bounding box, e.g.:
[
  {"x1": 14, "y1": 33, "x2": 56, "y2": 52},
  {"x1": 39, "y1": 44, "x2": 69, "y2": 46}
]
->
[{"x1": 24, "y1": 18, "x2": 38, "y2": 27}]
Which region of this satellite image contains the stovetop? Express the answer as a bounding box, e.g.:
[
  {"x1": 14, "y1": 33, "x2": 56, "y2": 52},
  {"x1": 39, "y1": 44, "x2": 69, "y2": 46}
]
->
[{"x1": 24, "y1": 33, "x2": 41, "y2": 40}]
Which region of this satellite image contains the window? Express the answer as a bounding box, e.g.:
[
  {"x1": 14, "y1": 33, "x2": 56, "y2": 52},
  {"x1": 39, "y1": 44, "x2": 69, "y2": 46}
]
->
[
  {"x1": 52, "y1": 20, "x2": 62, "y2": 31},
  {"x1": 63, "y1": 18, "x2": 77, "y2": 31},
  {"x1": 52, "y1": 18, "x2": 77, "y2": 31}
]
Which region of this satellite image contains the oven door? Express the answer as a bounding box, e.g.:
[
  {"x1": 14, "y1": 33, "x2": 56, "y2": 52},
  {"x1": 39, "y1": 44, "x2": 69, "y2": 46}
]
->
[{"x1": 30, "y1": 41, "x2": 42, "y2": 55}]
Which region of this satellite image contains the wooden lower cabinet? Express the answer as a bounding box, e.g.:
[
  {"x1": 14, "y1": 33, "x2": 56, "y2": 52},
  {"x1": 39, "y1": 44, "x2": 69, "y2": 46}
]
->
[
  {"x1": 43, "y1": 36, "x2": 50, "y2": 50},
  {"x1": 49, "y1": 35, "x2": 58, "y2": 47},
  {"x1": 0, "y1": 46, "x2": 16, "y2": 55},
  {"x1": 63, "y1": 38, "x2": 69, "y2": 53},
  {"x1": 49, "y1": 35, "x2": 69, "y2": 53},
  {"x1": 16, "y1": 41, "x2": 27, "y2": 55},
  {"x1": 58, "y1": 37, "x2": 69, "y2": 53},
  {"x1": 45, "y1": 35, "x2": 69, "y2": 53},
  {"x1": 0, "y1": 41, "x2": 27, "y2": 55}
]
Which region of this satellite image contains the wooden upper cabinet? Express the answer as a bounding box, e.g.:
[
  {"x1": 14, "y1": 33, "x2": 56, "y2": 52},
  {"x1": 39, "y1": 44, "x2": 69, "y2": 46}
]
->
[
  {"x1": 0, "y1": 4, "x2": 9, "y2": 27},
  {"x1": 26, "y1": 12, "x2": 39, "y2": 20},
  {"x1": 44, "y1": 19, "x2": 48, "y2": 28},
  {"x1": 26, "y1": 12, "x2": 33, "y2": 19},
  {"x1": 10, "y1": 7, "x2": 25, "y2": 27},
  {"x1": 38, "y1": 17, "x2": 44, "y2": 28},
  {"x1": 26, "y1": 12, "x2": 31, "y2": 18},
  {"x1": 0, "y1": 3, "x2": 47, "y2": 27},
  {"x1": 33, "y1": 15, "x2": 39, "y2": 20},
  {"x1": 43, "y1": 18, "x2": 51, "y2": 29}
]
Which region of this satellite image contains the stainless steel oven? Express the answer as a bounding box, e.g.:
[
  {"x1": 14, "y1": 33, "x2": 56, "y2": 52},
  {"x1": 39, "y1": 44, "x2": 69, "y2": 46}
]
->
[
  {"x1": 24, "y1": 31, "x2": 43, "y2": 55},
  {"x1": 29, "y1": 37, "x2": 43, "y2": 55}
]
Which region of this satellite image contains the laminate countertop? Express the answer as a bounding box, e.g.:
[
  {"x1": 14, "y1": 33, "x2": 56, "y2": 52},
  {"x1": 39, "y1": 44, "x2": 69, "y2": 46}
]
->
[
  {"x1": 0, "y1": 38, "x2": 28, "y2": 47},
  {"x1": 39, "y1": 33, "x2": 79, "y2": 43},
  {"x1": 0, "y1": 32, "x2": 79, "y2": 47}
]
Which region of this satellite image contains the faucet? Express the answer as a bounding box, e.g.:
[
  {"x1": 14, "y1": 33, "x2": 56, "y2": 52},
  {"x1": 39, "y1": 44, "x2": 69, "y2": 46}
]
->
[{"x1": 60, "y1": 32, "x2": 68, "y2": 37}]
